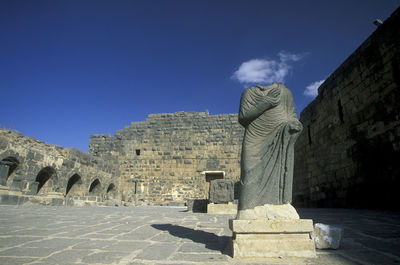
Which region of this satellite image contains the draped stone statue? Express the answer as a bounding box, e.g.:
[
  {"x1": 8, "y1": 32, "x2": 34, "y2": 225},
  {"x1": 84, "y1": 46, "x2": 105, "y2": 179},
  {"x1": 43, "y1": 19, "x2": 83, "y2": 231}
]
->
[
  {"x1": 237, "y1": 83, "x2": 302, "y2": 219},
  {"x1": 231, "y1": 85, "x2": 315, "y2": 257}
]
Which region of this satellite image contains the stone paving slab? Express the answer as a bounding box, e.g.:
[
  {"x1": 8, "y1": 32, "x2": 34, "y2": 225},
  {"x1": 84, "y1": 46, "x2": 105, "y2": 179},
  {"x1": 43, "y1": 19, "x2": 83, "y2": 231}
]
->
[{"x1": 0, "y1": 205, "x2": 399, "y2": 264}]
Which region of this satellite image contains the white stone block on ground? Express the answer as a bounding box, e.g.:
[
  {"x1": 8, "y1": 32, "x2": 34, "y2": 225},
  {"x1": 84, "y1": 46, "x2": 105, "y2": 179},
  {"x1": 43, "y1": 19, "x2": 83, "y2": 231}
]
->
[{"x1": 312, "y1": 223, "x2": 343, "y2": 249}]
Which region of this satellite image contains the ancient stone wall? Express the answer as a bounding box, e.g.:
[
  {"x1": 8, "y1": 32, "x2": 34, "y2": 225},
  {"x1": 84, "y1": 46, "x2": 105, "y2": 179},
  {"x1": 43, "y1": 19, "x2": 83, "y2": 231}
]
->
[
  {"x1": 5, "y1": 8, "x2": 399, "y2": 209},
  {"x1": 293, "y1": 7, "x2": 400, "y2": 209},
  {"x1": 0, "y1": 129, "x2": 119, "y2": 205},
  {"x1": 89, "y1": 111, "x2": 244, "y2": 205}
]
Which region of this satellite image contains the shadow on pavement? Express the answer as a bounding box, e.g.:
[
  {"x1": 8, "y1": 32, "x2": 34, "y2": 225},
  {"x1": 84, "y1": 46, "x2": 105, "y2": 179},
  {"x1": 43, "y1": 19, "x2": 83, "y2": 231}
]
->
[{"x1": 151, "y1": 224, "x2": 230, "y2": 255}]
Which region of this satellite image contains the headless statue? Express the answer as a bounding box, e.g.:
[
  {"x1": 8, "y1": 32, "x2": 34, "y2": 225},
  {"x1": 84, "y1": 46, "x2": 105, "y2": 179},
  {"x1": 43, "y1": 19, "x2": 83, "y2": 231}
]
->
[{"x1": 237, "y1": 83, "x2": 302, "y2": 219}]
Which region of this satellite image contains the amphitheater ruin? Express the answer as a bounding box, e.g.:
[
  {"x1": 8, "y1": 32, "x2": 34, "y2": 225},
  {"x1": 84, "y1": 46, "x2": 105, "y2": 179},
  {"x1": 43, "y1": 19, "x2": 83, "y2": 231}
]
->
[{"x1": 1, "y1": 7, "x2": 399, "y2": 210}]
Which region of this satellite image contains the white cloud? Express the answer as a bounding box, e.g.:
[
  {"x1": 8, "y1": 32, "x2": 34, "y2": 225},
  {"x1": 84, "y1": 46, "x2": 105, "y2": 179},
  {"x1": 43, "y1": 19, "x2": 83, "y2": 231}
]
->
[
  {"x1": 232, "y1": 52, "x2": 303, "y2": 85},
  {"x1": 304, "y1": 80, "x2": 325, "y2": 97},
  {"x1": 278, "y1": 51, "x2": 303, "y2": 62}
]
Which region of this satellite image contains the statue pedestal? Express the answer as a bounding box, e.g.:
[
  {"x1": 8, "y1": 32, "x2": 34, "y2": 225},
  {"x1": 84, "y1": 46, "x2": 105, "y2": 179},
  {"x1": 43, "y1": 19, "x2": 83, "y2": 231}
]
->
[{"x1": 229, "y1": 218, "x2": 316, "y2": 258}]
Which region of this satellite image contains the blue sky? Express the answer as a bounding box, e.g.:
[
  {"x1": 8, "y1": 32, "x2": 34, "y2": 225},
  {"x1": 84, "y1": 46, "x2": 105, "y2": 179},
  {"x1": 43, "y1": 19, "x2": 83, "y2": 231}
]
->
[{"x1": 1, "y1": 0, "x2": 399, "y2": 152}]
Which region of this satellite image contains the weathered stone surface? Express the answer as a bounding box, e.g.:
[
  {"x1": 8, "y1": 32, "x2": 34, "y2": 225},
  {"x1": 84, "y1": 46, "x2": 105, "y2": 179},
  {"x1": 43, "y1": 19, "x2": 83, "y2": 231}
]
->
[
  {"x1": 312, "y1": 223, "x2": 343, "y2": 249},
  {"x1": 237, "y1": 203, "x2": 300, "y2": 220},
  {"x1": 186, "y1": 199, "x2": 208, "y2": 213},
  {"x1": 231, "y1": 236, "x2": 316, "y2": 258},
  {"x1": 104, "y1": 199, "x2": 122, "y2": 207},
  {"x1": 293, "y1": 7, "x2": 400, "y2": 210},
  {"x1": 1, "y1": 7, "x2": 398, "y2": 210},
  {"x1": 230, "y1": 218, "x2": 316, "y2": 258},
  {"x1": 229, "y1": 219, "x2": 313, "y2": 233},
  {"x1": 0, "y1": 129, "x2": 118, "y2": 206},
  {"x1": 1, "y1": 205, "x2": 399, "y2": 264},
  {"x1": 209, "y1": 179, "x2": 234, "y2": 204},
  {"x1": 89, "y1": 112, "x2": 244, "y2": 205},
  {"x1": 207, "y1": 202, "x2": 237, "y2": 214}
]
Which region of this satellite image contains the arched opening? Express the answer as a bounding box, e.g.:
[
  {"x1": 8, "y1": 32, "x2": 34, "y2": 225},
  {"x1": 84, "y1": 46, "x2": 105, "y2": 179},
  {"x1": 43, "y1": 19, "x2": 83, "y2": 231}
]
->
[
  {"x1": 88, "y1": 178, "x2": 102, "y2": 195},
  {"x1": 66, "y1": 174, "x2": 82, "y2": 196},
  {"x1": 0, "y1": 157, "x2": 19, "y2": 186},
  {"x1": 106, "y1": 183, "x2": 116, "y2": 199},
  {"x1": 106, "y1": 183, "x2": 115, "y2": 193},
  {"x1": 35, "y1": 166, "x2": 57, "y2": 194}
]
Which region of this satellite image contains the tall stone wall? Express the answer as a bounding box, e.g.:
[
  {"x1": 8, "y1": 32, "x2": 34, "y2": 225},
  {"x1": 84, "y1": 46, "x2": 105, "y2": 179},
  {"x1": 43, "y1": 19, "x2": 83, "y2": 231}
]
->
[
  {"x1": 89, "y1": 111, "x2": 244, "y2": 205},
  {"x1": 293, "y1": 7, "x2": 400, "y2": 209},
  {"x1": 0, "y1": 129, "x2": 119, "y2": 205}
]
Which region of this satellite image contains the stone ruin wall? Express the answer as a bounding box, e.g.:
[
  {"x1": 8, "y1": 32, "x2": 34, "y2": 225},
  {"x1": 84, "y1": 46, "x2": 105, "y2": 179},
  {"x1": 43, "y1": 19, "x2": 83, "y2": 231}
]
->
[
  {"x1": 0, "y1": 129, "x2": 119, "y2": 205},
  {"x1": 293, "y1": 7, "x2": 400, "y2": 210},
  {"x1": 2, "y1": 8, "x2": 399, "y2": 210},
  {"x1": 89, "y1": 111, "x2": 244, "y2": 205}
]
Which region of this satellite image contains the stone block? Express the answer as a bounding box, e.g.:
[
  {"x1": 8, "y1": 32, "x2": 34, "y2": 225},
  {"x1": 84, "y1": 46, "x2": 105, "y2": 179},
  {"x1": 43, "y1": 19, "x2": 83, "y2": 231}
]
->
[
  {"x1": 230, "y1": 218, "x2": 316, "y2": 258},
  {"x1": 186, "y1": 199, "x2": 207, "y2": 212},
  {"x1": 10, "y1": 179, "x2": 23, "y2": 191},
  {"x1": 229, "y1": 219, "x2": 314, "y2": 233},
  {"x1": 237, "y1": 203, "x2": 300, "y2": 220},
  {"x1": 25, "y1": 181, "x2": 38, "y2": 195},
  {"x1": 0, "y1": 194, "x2": 19, "y2": 205},
  {"x1": 0, "y1": 164, "x2": 10, "y2": 186},
  {"x1": 87, "y1": 196, "x2": 97, "y2": 201},
  {"x1": 231, "y1": 234, "x2": 316, "y2": 258},
  {"x1": 105, "y1": 199, "x2": 122, "y2": 207},
  {"x1": 209, "y1": 179, "x2": 234, "y2": 204},
  {"x1": 207, "y1": 202, "x2": 237, "y2": 214},
  {"x1": 312, "y1": 223, "x2": 343, "y2": 249},
  {"x1": 51, "y1": 198, "x2": 64, "y2": 206},
  {"x1": 235, "y1": 233, "x2": 310, "y2": 240}
]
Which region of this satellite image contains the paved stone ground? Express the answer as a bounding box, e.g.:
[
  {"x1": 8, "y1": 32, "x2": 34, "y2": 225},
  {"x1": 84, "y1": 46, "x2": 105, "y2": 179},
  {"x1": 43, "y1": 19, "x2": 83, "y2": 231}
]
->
[{"x1": 0, "y1": 205, "x2": 399, "y2": 265}]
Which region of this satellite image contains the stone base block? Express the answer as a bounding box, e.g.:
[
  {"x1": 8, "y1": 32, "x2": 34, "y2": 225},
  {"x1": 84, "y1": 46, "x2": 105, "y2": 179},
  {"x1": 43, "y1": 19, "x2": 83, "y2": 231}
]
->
[
  {"x1": 207, "y1": 202, "x2": 237, "y2": 214},
  {"x1": 230, "y1": 219, "x2": 316, "y2": 258}
]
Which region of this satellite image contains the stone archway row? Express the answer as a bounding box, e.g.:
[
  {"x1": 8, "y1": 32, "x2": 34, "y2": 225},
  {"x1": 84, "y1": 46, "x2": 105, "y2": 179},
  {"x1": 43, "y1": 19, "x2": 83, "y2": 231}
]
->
[
  {"x1": 1, "y1": 154, "x2": 116, "y2": 199},
  {"x1": 37, "y1": 169, "x2": 117, "y2": 198}
]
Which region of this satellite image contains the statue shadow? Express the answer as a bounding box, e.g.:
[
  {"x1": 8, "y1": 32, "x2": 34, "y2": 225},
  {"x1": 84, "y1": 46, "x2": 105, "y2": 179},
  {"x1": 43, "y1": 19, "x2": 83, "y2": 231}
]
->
[{"x1": 151, "y1": 224, "x2": 231, "y2": 255}]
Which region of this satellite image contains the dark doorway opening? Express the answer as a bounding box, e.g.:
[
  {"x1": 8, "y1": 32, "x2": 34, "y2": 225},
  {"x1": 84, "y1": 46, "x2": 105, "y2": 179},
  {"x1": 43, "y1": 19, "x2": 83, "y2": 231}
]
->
[
  {"x1": 89, "y1": 179, "x2": 101, "y2": 195},
  {"x1": 106, "y1": 183, "x2": 115, "y2": 193},
  {"x1": 35, "y1": 166, "x2": 57, "y2": 194},
  {"x1": 66, "y1": 174, "x2": 82, "y2": 196},
  {"x1": 0, "y1": 157, "x2": 19, "y2": 185}
]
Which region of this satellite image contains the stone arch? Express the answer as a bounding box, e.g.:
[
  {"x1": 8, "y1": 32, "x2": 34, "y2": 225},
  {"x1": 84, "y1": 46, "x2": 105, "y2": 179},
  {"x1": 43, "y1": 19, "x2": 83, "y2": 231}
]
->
[
  {"x1": 106, "y1": 183, "x2": 115, "y2": 193},
  {"x1": 0, "y1": 156, "x2": 20, "y2": 186},
  {"x1": 0, "y1": 150, "x2": 24, "y2": 163},
  {"x1": 88, "y1": 178, "x2": 102, "y2": 195},
  {"x1": 35, "y1": 166, "x2": 58, "y2": 195},
  {"x1": 0, "y1": 151, "x2": 24, "y2": 186},
  {"x1": 106, "y1": 183, "x2": 116, "y2": 198},
  {"x1": 65, "y1": 173, "x2": 83, "y2": 196}
]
